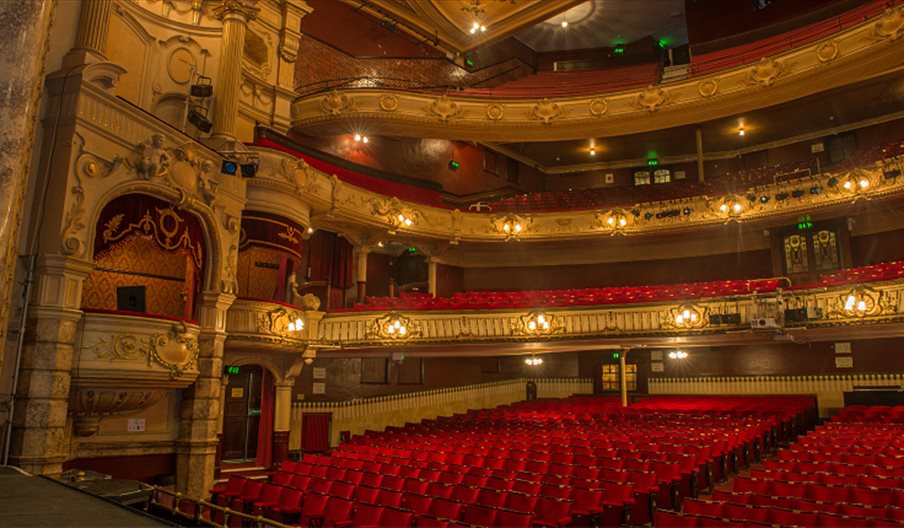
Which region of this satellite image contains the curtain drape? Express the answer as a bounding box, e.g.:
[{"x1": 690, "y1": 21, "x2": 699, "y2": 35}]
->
[{"x1": 301, "y1": 413, "x2": 331, "y2": 453}]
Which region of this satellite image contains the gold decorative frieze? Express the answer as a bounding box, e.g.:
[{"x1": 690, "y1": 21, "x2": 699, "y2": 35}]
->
[
  {"x1": 85, "y1": 322, "x2": 200, "y2": 379},
  {"x1": 829, "y1": 285, "x2": 898, "y2": 319},
  {"x1": 367, "y1": 312, "x2": 421, "y2": 340},
  {"x1": 667, "y1": 304, "x2": 708, "y2": 330},
  {"x1": 514, "y1": 311, "x2": 563, "y2": 336},
  {"x1": 748, "y1": 57, "x2": 783, "y2": 87},
  {"x1": 257, "y1": 304, "x2": 307, "y2": 339},
  {"x1": 874, "y1": 4, "x2": 904, "y2": 41},
  {"x1": 321, "y1": 90, "x2": 354, "y2": 115},
  {"x1": 253, "y1": 143, "x2": 904, "y2": 245},
  {"x1": 530, "y1": 98, "x2": 561, "y2": 124}
]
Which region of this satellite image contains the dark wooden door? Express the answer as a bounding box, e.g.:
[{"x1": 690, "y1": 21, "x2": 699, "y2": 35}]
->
[{"x1": 222, "y1": 365, "x2": 262, "y2": 461}]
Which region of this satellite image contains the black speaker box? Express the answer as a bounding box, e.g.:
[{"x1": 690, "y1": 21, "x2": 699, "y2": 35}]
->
[{"x1": 116, "y1": 286, "x2": 147, "y2": 313}]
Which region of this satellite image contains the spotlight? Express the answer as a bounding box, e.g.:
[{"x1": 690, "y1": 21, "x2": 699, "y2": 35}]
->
[
  {"x1": 884, "y1": 169, "x2": 901, "y2": 180},
  {"x1": 746, "y1": 194, "x2": 757, "y2": 202},
  {"x1": 791, "y1": 189, "x2": 805, "y2": 198},
  {"x1": 187, "y1": 106, "x2": 213, "y2": 133},
  {"x1": 643, "y1": 212, "x2": 653, "y2": 220},
  {"x1": 240, "y1": 162, "x2": 257, "y2": 178},
  {"x1": 683, "y1": 207, "x2": 692, "y2": 215},
  {"x1": 810, "y1": 186, "x2": 821, "y2": 195},
  {"x1": 190, "y1": 75, "x2": 213, "y2": 98},
  {"x1": 827, "y1": 177, "x2": 839, "y2": 188},
  {"x1": 221, "y1": 160, "x2": 238, "y2": 175},
  {"x1": 759, "y1": 195, "x2": 769, "y2": 203},
  {"x1": 775, "y1": 192, "x2": 789, "y2": 201}
]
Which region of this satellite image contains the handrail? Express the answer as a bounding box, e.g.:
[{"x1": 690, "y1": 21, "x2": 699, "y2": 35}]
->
[{"x1": 150, "y1": 486, "x2": 295, "y2": 528}]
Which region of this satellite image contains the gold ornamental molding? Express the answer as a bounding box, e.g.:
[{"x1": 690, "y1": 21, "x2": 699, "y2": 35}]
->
[
  {"x1": 316, "y1": 280, "x2": 904, "y2": 348},
  {"x1": 291, "y1": 7, "x2": 904, "y2": 141},
  {"x1": 252, "y1": 142, "x2": 904, "y2": 245}
]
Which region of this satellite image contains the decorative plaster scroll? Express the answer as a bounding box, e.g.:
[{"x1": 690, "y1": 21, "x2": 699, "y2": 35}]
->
[
  {"x1": 258, "y1": 304, "x2": 306, "y2": 338},
  {"x1": 874, "y1": 5, "x2": 904, "y2": 41},
  {"x1": 85, "y1": 323, "x2": 199, "y2": 378},
  {"x1": 748, "y1": 57, "x2": 783, "y2": 87},
  {"x1": 636, "y1": 85, "x2": 668, "y2": 112},
  {"x1": 697, "y1": 79, "x2": 718, "y2": 98},
  {"x1": 321, "y1": 90, "x2": 353, "y2": 115},
  {"x1": 486, "y1": 103, "x2": 505, "y2": 121},
  {"x1": 530, "y1": 99, "x2": 561, "y2": 124},
  {"x1": 428, "y1": 95, "x2": 462, "y2": 122},
  {"x1": 816, "y1": 41, "x2": 840, "y2": 63},
  {"x1": 379, "y1": 94, "x2": 399, "y2": 112}
]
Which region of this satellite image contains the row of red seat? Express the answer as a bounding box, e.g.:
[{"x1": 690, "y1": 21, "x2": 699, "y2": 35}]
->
[
  {"x1": 341, "y1": 258, "x2": 904, "y2": 313},
  {"x1": 689, "y1": 0, "x2": 891, "y2": 76},
  {"x1": 458, "y1": 63, "x2": 661, "y2": 99},
  {"x1": 670, "y1": 405, "x2": 904, "y2": 526}
]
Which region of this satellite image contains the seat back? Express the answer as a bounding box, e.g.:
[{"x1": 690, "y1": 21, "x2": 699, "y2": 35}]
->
[
  {"x1": 462, "y1": 504, "x2": 497, "y2": 527},
  {"x1": 495, "y1": 509, "x2": 532, "y2": 528},
  {"x1": 377, "y1": 489, "x2": 404, "y2": 509}
]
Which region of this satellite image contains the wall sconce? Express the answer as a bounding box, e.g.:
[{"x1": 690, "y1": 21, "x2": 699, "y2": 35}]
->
[
  {"x1": 524, "y1": 355, "x2": 543, "y2": 366},
  {"x1": 668, "y1": 350, "x2": 688, "y2": 359},
  {"x1": 835, "y1": 173, "x2": 872, "y2": 198},
  {"x1": 372, "y1": 197, "x2": 417, "y2": 235},
  {"x1": 841, "y1": 286, "x2": 882, "y2": 318},
  {"x1": 670, "y1": 304, "x2": 707, "y2": 329},
  {"x1": 368, "y1": 312, "x2": 420, "y2": 340},
  {"x1": 287, "y1": 317, "x2": 304, "y2": 332},
  {"x1": 596, "y1": 209, "x2": 630, "y2": 235},
  {"x1": 493, "y1": 214, "x2": 530, "y2": 241},
  {"x1": 516, "y1": 311, "x2": 561, "y2": 336},
  {"x1": 715, "y1": 195, "x2": 745, "y2": 220}
]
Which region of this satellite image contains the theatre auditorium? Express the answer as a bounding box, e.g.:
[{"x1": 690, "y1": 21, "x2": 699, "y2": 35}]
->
[{"x1": 0, "y1": 0, "x2": 903, "y2": 527}]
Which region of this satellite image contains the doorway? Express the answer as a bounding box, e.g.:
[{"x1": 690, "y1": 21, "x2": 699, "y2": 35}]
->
[{"x1": 222, "y1": 365, "x2": 262, "y2": 461}]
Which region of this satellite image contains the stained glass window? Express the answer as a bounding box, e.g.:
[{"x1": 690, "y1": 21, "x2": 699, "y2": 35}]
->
[
  {"x1": 783, "y1": 234, "x2": 809, "y2": 274},
  {"x1": 812, "y1": 229, "x2": 839, "y2": 271},
  {"x1": 653, "y1": 169, "x2": 671, "y2": 184},
  {"x1": 602, "y1": 364, "x2": 637, "y2": 391},
  {"x1": 634, "y1": 171, "x2": 651, "y2": 186}
]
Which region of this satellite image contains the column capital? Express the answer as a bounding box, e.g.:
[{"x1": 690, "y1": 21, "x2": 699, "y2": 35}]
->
[{"x1": 213, "y1": 0, "x2": 261, "y2": 22}]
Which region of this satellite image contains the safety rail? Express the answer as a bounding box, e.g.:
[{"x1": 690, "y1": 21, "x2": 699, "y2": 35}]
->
[{"x1": 150, "y1": 486, "x2": 294, "y2": 528}]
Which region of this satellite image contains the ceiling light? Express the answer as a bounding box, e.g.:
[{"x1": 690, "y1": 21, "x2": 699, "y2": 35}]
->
[
  {"x1": 307, "y1": 227, "x2": 314, "y2": 234},
  {"x1": 362, "y1": 136, "x2": 369, "y2": 143},
  {"x1": 668, "y1": 350, "x2": 688, "y2": 359},
  {"x1": 738, "y1": 128, "x2": 745, "y2": 136},
  {"x1": 354, "y1": 134, "x2": 361, "y2": 142},
  {"x1": 590, "y1": 147, "x2": 596, "y2": 156},
  {"x1": 560, "y1": 20, "x2": 568, "y2": 28}
]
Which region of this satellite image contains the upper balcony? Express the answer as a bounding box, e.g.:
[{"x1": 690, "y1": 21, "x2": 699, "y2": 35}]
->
[{"x1": 290, "y1": 3, "x2": 904, "y2": 142}]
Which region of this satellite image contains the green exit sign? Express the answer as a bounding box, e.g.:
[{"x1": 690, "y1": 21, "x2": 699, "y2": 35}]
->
[
  {"x1": 612, "y1": 352, "x2": 620, "y2": 359},
  {"x1": 647, "y1": 159, "x2": 659, "y2": 167},
  {"x1": 225, "y1": 365, "x2": 240, "y2": 375},
  {"x1": 796, "y1": 214, "x2": 813, "y2": 230}
]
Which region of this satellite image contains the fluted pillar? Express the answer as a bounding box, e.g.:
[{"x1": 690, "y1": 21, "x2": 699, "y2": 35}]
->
[
  {"x1": 75, "y1": 0, "x2": 111, "y2": 59},
  {"x1": 211, "y1": 0, "x2": 259, "y2": 140},
  {"x1": 272, "y1": 381, "x2": 294, "y2": 466},
  {"x1": 0, "y1": 0, "x2": 54, "y2": 374},
  {"x1": 427, "y1": 258, "x2": 438, "y2": 297},
  {"x1": 354, "y1": 248, "x2": 369, "y2": 303}
]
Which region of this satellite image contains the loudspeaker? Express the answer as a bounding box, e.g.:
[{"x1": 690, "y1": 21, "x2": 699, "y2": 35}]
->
[{"x1": 116, "y1": 286, "x2": 146, "y2": 313}]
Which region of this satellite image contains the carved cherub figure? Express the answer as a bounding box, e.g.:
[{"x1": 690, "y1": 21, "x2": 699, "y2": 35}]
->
[{"x1": 136, "y1": 133, "x2": 170, "y2": 180}]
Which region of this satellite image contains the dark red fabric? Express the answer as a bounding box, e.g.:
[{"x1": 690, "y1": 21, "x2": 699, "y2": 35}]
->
[
  {"x1": 254, "y1": 138, "x2": 445, "y2": 207},
  {"x1": 255, "y1": 369, "x2": 275, "y2": 468},
  {"x1": 239, "y1": 212, "x2": 305, "y2": 258},
  {"x1": 302, "y1": 413, "x2": 332, "y2": 453},
  {"x1": 93, "y1": 193, "x2": 206, "y2": 269},
  {"x1": 307, "y1": 231, "x2": 353, "y2": 288}
]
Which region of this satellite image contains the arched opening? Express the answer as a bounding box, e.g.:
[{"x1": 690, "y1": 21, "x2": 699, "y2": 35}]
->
[{"x1": 81, "y1": 194, "x2": 206, "y2": 320}]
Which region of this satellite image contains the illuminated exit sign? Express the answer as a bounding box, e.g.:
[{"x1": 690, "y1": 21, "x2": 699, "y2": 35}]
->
[
  {"x1": 796, "y1": 214, "x2": 813, "y2": 231},
  {"x1": 224, "y1": 365, "x2": 240, "y2": 375}
]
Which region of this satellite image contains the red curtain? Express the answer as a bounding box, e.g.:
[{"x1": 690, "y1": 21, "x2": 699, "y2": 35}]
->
[
  {"x1": 307, "y1": 231, "x2": 353, "y2": 288},
  {"x1": 301, "y1": 413, "x2": 331, "y2": 453},
  {"x1": 255, "y1": 370, "x2": 274, "y2": 467}
]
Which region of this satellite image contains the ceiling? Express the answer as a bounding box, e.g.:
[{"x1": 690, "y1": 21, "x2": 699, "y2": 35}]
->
[
  {"x1": 350, "y1": 0, "x2": 585, "y2": 54},
  {"x1": 515, "y1": 0, "x2": 687, "y2": 52}
]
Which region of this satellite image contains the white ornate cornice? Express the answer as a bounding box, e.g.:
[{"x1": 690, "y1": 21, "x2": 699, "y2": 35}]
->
[{"x1": 290, "y1": 6, "x2": 904, "y2": 141}]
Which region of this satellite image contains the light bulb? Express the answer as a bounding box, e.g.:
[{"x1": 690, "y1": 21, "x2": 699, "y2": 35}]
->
[
  {"x1": 394, "y1": 320, "x2": 401, "y2": 329},
  {"x1": 480, "y1": 25, "x2": 486, "y2": 32},
  {"x1": 857, "y1": 300, "x2": 866, "y2": 312},
  {"x1": 362, "y1": 136, "x2": 369, "y2": 144},
  {"x1": 398, "y1": 214, "x2": 405, "y2": 222},
  {"x1": 738, "y1": 128, "x2": 745, "y2": 136},
  {"x1": 469, "y1": 27, "x2": 476, "y2": 34},
  {"x1": 590, "y1": 147, "x2": 596, "y2": 156},
  {"x1": 682, "y1": 309, "x2": 691, "y2": 319},
  {"x1": 619, "y1": 218, "x2": 627, "y2": 227},
  {"x1": 399, "y1": 326, "x2": 407, "y2": 335},
  {"x1": 690, "y1": 313, "x2": 698, "y2": 322},
  {"x1": 607, "y1": 217, "x2": 615, "y2": 226},
  {"x1": 295, "y1": 318, "x2": 304, "y2": 330},
  {"x1": 859, "y1": 179, "x2": 869, "y2": 188},
  {"x1": 288, "y1": 322, "x2": 295, "y2": 332},
  {"x1": 844, "y1": 295, "x2": 856, "y2": 311},
  {"x1": 676, "y1": 314, "x2": 684, "y2": 324},
  {"x1": 528, "y1": 321, "x2": 537, "y2": 330},
  {"x1": 514, "y1": 223, "x2": 522, "y2": 232},
  {"x1": 843, "y1": 181, "x2": 852, "y2": 190},
  {"x1": 561, "y1": 20, "x2": 568, "y2": 28},
  {"x1": 668, "y1": 351, "x2": 677, "y2": 359},
  {"x1": 720, "y1": 204, "x2": 728, "y2": 212},
  {"x1": 537, "y1": 314, "x2": 546, "y2": 324},
  {"x1": 354, "y1": 134, "x2": 362, "y2": 142},
  {"x1": 503, "y1": 223, "x2": 511, "y2": 232},
  {"x1": 387, "y1": 325, "x2": 395, "y2": 334},
  {"x1": 733, "y1": 203, "x2": 742, "y2": 212},
  {"x1": 404, "y1": 218, "x2": 412, "y2": 226},
  {"x1": 542, "y1": 321, "x2": 550, "y2": 330}
]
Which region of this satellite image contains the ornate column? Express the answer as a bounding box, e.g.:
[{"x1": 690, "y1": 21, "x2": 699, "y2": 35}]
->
[
  {"x1": 272, "y1": 381, "x2": 294, "y2": 466},
  {"x1": 0, "y1": 1, "x2": 54, "y2": 370},
  {"x1": 211, "y1": 0, "x2": 259, "y2": 141},
  {"x1": 619, "y1": 348, "x2": 631, "y2": 408},
  {"x1": 354, "y1": 248, "x2": 370, "y2": 303},
  {"x1": 427, "y1": 258, "x2": 438, "y2": 298},
  {"x1": 67, "y1": 0, "x2": 111, "y2": 65},
  {"x1": 7, "y1": 255, "x2": 94, "y2": 475},
  {"x1": 176, "y1": 292, "x2": 234, "y2": 499},
  {"x1": 214, "y1": 374, "x2": 229, "y2": 479},
  {"x1": 695, "y1": 128, "x2": 705, "y2": 183}
]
